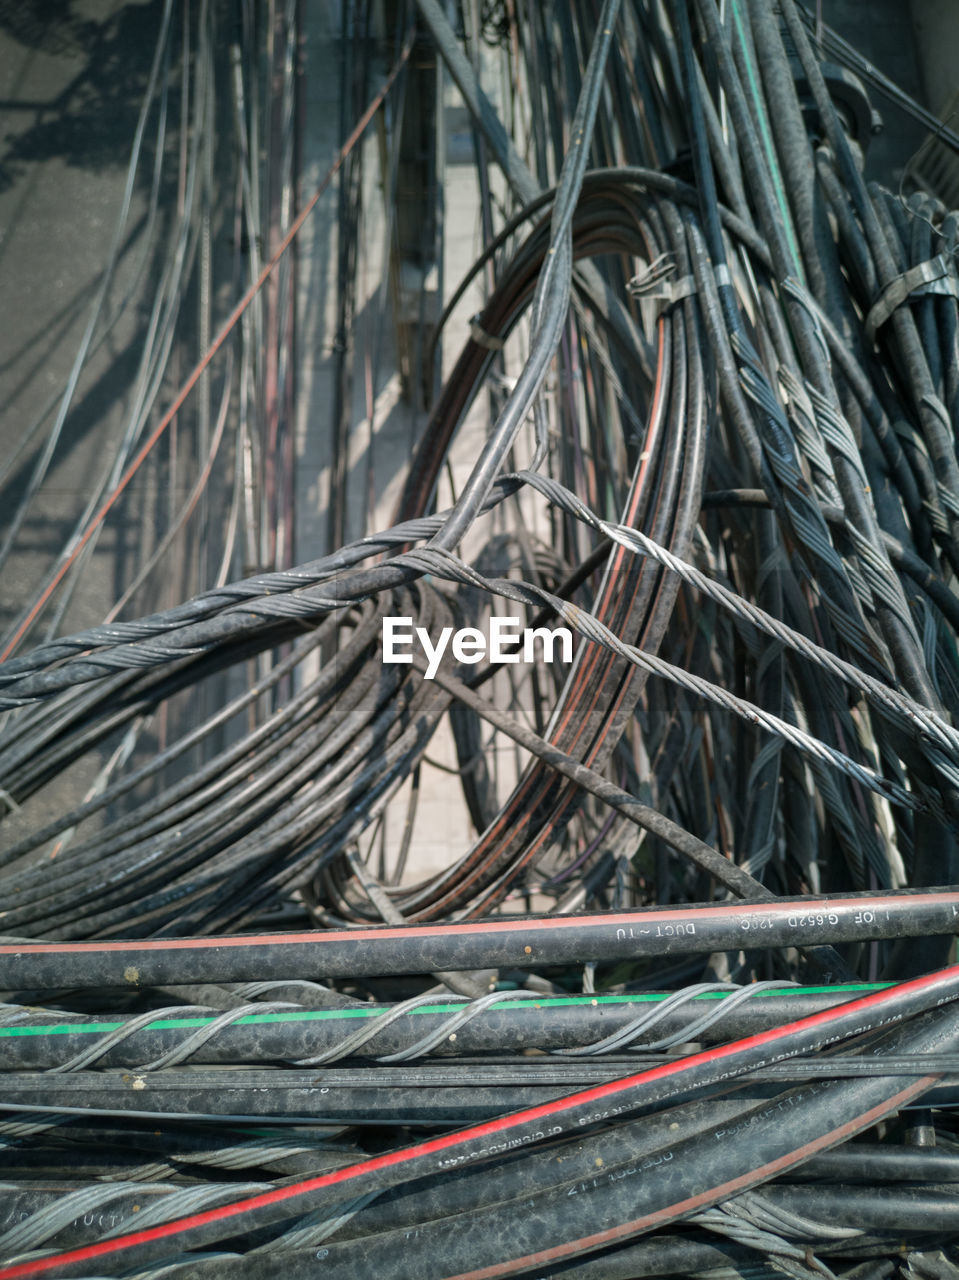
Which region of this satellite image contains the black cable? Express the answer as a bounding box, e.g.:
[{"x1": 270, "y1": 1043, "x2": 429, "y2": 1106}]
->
[
  {"x1": 4, "y1": 889, "x2": 959, "y2": 989},
  {"x1": 101, "y1": 1002, "x2": 959, "y2": 1280},
  {"x1": 0, "y1": 985, "x2": 885, "y2": 1070},
  {"x1": 6, "y1": 967, "x2": 959, "y2": 1277}
]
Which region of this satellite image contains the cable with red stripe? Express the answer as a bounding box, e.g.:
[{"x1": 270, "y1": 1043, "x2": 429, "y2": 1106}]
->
[{"x1": 3, "y1": 960, "x2": 959, "y2": 1278}]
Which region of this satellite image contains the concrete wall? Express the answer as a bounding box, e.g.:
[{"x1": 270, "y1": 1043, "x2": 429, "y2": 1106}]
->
[{"x1": 910, "y1": 0, "x2": 959, "y2": 118}]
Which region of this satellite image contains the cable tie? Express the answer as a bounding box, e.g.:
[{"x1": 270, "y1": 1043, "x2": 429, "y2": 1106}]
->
[
  {"x1": 647, "y1": 276, "x2": 697, "y2": 310},
  {"x1": 627, "y1": 252, "x2": 675, "y2": 296},
  {"x1": 468, "y1": 314, "x2": 505, "y2": 350},
  {"x1": 664, "y1": 274, "x2": 697, "y2": 305},
  {"x1": 865, "y1": 252, "x2": 959, "y2": 343},
  {"x1": 628, "y1": 257, "x2": 696, "y2": 311}
]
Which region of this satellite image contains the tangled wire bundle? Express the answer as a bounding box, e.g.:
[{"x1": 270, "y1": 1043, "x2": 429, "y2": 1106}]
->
[{"x1": 3, "y1": 0, "x2": 959, "y2": 1276}]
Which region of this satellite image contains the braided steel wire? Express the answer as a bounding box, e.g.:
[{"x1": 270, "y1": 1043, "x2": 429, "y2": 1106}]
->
[
  {"x1": 399, "y1": 547, "x2": 928, "y2": 816},
  {"x1": 553, "y1": 982, "x2": 736, "y2": 1057},
  {"x1": 0, "y1": 987, "x2": 845, "y2": 1072},
  {"x1": 727, "y1": 1190, "x2": 862, "y2": 1243},
  {"x1": 4, "y1": 453, "x2": 957, "y2": 842},
  {"x1": 48, "y1": 1007, "x2": 207, "y2": 1074},
  {"x1": 0, "y1": 1182, "x2": 268, "y2": 1256},
  {"x1": 257, "y1": 1191, "x2": 381, "y2": 1254},
  {"x1": 0, "y1": 1184, "x2": 173, "y2": 1257},
  {"x1": 0, "y1": 485, "x2": 941, "y2": 823},
  {"x1": 517, "y1": 472, "x2": 959, "y2": 766},
  {"x1": 139, "y1": 1004, "x2": 300, "y2": 1071},
  {"x1": 0, "y1": 483, "x2": 519, "y2": 694},
  {"x1": 688, "y1": 1204, "x2": 838, "y2": 1280}
]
